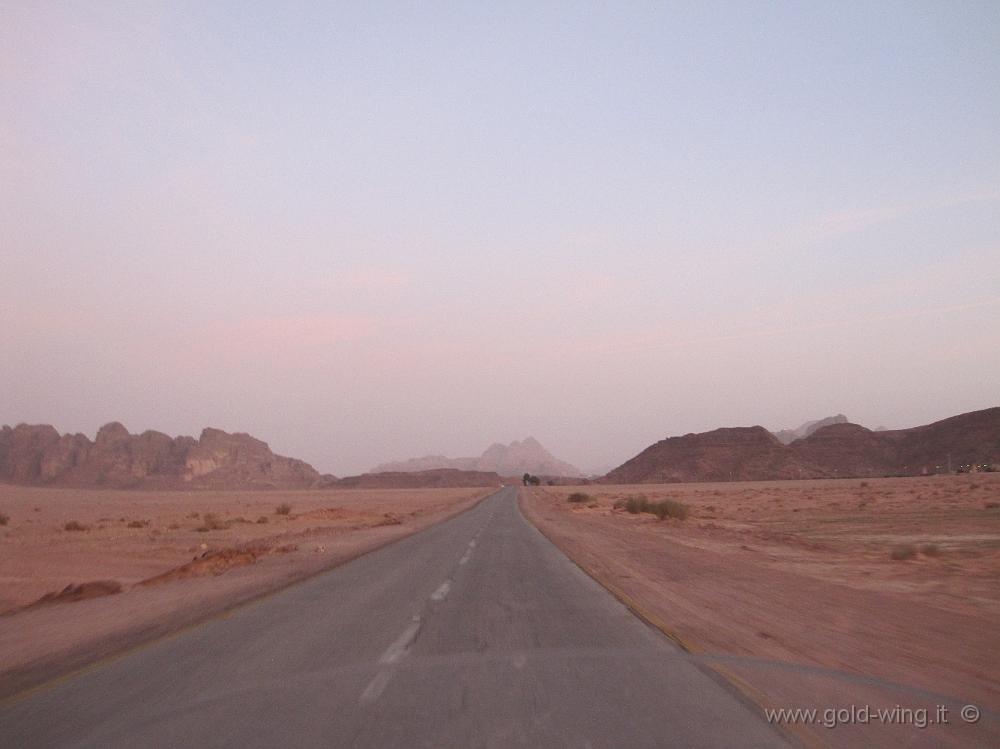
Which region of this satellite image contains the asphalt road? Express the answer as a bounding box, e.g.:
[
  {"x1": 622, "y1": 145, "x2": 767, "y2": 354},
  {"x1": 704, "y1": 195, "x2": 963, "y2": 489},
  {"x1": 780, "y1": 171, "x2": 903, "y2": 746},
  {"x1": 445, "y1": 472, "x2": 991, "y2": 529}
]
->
[{"x1": 0, "y1": 486, "x2": 791, "y2": 748}]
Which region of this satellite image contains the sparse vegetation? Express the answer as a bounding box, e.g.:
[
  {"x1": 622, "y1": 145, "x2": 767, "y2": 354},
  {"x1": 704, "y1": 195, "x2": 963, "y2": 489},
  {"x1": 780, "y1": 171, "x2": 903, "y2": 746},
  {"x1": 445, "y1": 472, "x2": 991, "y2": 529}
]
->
[
  {"x1": 613, "y1": 495, "x2": 689, "y2": 521},
  {"x1": 920, "y1": 543, "x2": 942, "y2": 557},
  {"x1": 256, "y1": 516, "x2": 269, "y2": 524},
  {"x1": 567, "y1": 492, "x2": 591, "y2": 504},
  {"x1": 275, "y1": 503, "x2": 292, "y2": 516},
  {"x1": 985, "y1": 501, "x2": 999, "y2": 509},
  {"x1": 127, "y1": 520, "x2": 148, "y2": 528},
  {"x1": 64, "y1": 520, "x2": 88, "y2": 532},
  {"x1": 649, "y1": 499, "x2": 690, "y2": 521},
  {"x1": 195, "y1": 513, "x2": 227, "y2": 532},
  {"x1": 0, "y1": 512, "x2": 8, "y2": 526},
  {"x1": 890, "y1": 543, "x2": 917, "y2": 561}
]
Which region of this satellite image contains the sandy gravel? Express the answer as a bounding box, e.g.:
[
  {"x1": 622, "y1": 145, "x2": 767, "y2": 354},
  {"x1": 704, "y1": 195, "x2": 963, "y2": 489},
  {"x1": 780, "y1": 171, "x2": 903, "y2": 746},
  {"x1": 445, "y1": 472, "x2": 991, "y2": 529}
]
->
[
  {"x1": 521, "y1": 475, "x2": 1000, "y2": 748},
  {"x1": 0, "y1": 485, "x2": 491, "y2": 697}
]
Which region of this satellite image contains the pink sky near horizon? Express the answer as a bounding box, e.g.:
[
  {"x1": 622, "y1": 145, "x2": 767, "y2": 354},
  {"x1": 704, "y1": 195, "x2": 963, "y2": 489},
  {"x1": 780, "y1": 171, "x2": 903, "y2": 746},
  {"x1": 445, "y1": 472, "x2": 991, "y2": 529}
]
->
[{"x1": 3, "y1": 2, "x2": 999, "y2": 475}]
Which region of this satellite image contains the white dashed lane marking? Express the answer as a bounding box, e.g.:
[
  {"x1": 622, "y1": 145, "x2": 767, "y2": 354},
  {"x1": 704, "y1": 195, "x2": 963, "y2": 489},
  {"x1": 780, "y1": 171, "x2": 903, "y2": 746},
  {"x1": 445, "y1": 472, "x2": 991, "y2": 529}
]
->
[{"x1": 430, "y1": 580, "x2": 452, "y2": 602}]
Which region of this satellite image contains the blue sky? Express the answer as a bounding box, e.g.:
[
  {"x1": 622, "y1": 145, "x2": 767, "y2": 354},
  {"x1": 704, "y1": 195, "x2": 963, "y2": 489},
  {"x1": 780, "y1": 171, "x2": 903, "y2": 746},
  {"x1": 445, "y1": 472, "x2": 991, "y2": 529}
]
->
[{"x1": 3, "y1": 1, "x2": 999, "y2": 474}]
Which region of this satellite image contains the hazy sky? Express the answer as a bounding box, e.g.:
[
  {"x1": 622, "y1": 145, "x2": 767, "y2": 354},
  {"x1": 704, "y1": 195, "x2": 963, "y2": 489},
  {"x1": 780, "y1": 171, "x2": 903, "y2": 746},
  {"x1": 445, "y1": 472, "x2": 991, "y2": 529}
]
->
[{"x1": 3, "y1": 2, "x2": 999, "y2": 475}]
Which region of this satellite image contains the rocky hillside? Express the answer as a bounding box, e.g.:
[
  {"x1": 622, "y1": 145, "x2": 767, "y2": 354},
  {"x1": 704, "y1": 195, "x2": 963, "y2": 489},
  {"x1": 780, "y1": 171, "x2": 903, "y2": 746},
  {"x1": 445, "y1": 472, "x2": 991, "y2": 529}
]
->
[
  {"x1": 772, "y1": 414, "x2": 849, "y2": 444},
  {"x1": 604, "y1": 407, "x2": 1000, "y2": 483},
  {"x1": 336, "y1": 469, "x2": 502, "y2": 489},
  {"x1": 0, "y1": 422, "x2": 322, "y2": 490},
  {"x1": 372, "y1": 437, "x2": 581, "y2": 478},
  {"x1": 603, "y1": 426, "x2": 815, "y2": 484}
]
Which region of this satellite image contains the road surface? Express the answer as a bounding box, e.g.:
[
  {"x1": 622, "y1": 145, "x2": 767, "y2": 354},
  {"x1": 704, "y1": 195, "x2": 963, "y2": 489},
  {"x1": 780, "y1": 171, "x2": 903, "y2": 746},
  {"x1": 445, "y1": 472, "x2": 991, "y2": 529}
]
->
[{"x1": 0, "y1": 486, "x2": 791, "y2": 747}]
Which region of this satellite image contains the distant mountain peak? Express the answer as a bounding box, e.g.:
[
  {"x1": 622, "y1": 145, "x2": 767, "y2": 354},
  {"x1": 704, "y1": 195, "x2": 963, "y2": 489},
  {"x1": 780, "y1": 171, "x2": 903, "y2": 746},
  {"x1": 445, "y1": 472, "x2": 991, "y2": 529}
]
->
[
  {"x1": 772, "y1": 414, "x2": 851, "y2": 445},
  {"x1": 371, "y1": 437, "x2": 581, "y2": 477}
]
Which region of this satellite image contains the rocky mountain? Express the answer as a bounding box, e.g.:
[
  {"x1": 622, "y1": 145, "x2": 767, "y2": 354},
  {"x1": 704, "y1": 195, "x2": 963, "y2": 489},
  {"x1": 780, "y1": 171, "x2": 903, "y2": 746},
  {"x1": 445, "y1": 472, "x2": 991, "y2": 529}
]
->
[
  {"x1": 0, "y1": 422, "x2": 322, "y2": 490},
  {"x1": 603, "y1": 426, "x2": 812, "y2": 484},
  {"x1": 791, "y1": 407, "x2": 1000, "y2": 477},
  {"x1": 372, "y1": 437, "x2": 581, "y2": 478},
  {"x1": 336, "y1": 469, "x2": 502, "y2": 490},
  {"x1": 603, "y1": 407, "x2": 1000, "y2": 483},
  {"x1": 772, "y1": 414, "x2": 850, "y2": 445}
]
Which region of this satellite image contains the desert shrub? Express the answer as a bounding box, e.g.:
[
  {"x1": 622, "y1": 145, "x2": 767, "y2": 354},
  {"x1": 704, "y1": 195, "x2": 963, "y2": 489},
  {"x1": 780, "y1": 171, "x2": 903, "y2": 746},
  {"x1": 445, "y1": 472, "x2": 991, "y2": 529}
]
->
[
  {"x1": 275, "y1": 503, "x2": 292, "y2": 516},
  {"x1": 985, "y1": 501, "x2": 999, "y2": 509},
  {"x1": 567, "y1": 492, "x2": 591, "y2": 504},
  {"x1": 256, "y1": 516, "x2": 269, "y2": 524},
  {"x1": 64, "y1": 520, "x2": 88, "y2": 532},
  {"x1": 0, "y1": 512, "x2": 8, "y2": 526},
  {"x1": 920, "y1": 543, "x2": 942, "y2": 557},
  {"x1": 649, "y1": 499, "x2": 690, "y2": 521},
  {"x1": 196, "y1": 513, "x2": 227, "y2": 532},
  {"x1": 890, "y1": 544, "x2": 917, "y2": 561},
  {"x1": 127, "y1": 520, "x2": 147, "y2": 528},
  {"x1": 613, "y1": 495, "x2": 689, "y2": 521},
  {"x1": 623, "y1": 496, "x2": 650, "y2": 514},
  {"x1": 168, "y1": 523, "x2": 180, "y2": 530},
  {"x1": 860, "y1": 481, "x2": 869, "y2": 488}
]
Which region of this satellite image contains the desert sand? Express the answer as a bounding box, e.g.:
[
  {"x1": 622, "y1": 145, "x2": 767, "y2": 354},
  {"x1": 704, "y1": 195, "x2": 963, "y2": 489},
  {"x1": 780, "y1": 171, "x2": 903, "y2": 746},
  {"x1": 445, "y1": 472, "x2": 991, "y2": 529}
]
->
[
  {"x1": 522, "y1": 474, "x2": 1000, "y2": 748},
  {"x1": 0, "y1": 485, "x2": 490, "y2": 696}
]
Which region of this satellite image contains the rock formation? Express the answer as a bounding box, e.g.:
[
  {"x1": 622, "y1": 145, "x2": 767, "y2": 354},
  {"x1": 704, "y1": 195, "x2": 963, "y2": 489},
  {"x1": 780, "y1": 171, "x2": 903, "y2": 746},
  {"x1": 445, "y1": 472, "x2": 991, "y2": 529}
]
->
[
  {"x1": 604, "y1": 407, "x2": 1000, "y2": 483},
  {"x1": 772, "y1": 414, "x2": 850, "y2": 445},
  {"x1": 336, "y1": 468, "x2": 502, "y2": 489},
  {"x1": 604, "y1": 426, "x2": 817, "y2": 484},
  {"x1": 0, "y1": 423, "x2": 320, "y2": 490},
  {"x1": 372, "y1": 437, "x2": 581, "y2": 478}
]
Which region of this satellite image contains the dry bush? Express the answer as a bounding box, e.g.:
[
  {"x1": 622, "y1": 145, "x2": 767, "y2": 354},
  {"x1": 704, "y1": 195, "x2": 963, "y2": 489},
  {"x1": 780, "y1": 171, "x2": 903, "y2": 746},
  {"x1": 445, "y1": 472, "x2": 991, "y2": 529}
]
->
[
  {"x1": 275, "y1": 503, "x2": 292, "y2": 516},
  {"x1": 567, "y1": 492, "x2": 591, "y2": 504},
  {"x1": 64, "y1": 520, "x2": 89, "y2": 532},
  {"x1": 0, "y1": 512, "x2": 8, "y2": 526},
  {"x1": 195, "y1": 513, "x2": 227, "y2": 532},
  {"x1": 890, "y1": 544, "x2": 917, "y2": 561},
  {"x1": 614, "y1": 495, "x2": 689, "y2": 521},
  {"x1": 920, "y1": 543, "x2": 942, "y2": 557},
  {"x1": 127, "y1": 520, "x2": 148, "y2": 528},
  {"x1": 256, "y1": 516, "x2": 269, "y2": 524},
  {"x1": 650, "y1": 499, "x2": 690, "y2": 521},
  {"x1": 985, "y1": 501, "x2": 999, "y2": 509},
  {"x1": 614, "y1": 496, "x2": 647, "y2": 513}
]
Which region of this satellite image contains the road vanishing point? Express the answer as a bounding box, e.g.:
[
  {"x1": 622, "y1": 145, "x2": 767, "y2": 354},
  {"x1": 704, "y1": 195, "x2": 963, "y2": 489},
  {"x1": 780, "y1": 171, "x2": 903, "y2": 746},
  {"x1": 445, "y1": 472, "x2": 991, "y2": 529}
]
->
[{"x1": 1, "y1": 486, "x2": 791, "y2": 748}]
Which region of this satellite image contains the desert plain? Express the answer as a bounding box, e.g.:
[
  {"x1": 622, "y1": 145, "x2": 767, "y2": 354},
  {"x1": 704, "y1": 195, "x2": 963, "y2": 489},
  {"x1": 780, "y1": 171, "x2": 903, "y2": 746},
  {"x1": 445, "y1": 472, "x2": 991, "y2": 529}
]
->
[
  {"x1": 2, "y1": 475, "x2": 998, "y2": 746},
  {"x1": 0, "y1": 485, "x2": 490, "y2": 696},
  {"x1": 523, "y1": 473, "x2": 1000, "y2": 748}
]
